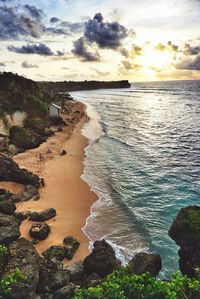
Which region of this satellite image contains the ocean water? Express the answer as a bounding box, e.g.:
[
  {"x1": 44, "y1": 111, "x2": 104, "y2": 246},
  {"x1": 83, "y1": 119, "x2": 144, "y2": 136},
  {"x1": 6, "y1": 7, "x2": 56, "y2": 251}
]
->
[{"x1": 71, "y1": 80, "x2": 200, "y2": 278}]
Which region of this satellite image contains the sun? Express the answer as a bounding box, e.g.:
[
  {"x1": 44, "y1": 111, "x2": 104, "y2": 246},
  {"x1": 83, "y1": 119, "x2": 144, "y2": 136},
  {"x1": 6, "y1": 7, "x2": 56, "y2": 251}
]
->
[{"x1": 138, "y1": 49, "x2": 173, "y2": 70}]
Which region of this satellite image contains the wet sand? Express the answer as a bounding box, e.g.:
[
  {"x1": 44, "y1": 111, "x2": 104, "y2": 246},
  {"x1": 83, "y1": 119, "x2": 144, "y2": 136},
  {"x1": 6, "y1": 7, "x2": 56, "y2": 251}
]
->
[{"x1": 0, "y1": 101, "x2": 97, "y2": 263}]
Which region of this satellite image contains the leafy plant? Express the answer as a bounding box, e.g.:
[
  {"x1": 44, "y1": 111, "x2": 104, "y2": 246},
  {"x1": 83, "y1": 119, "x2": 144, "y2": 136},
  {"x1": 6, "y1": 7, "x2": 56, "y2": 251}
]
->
[
  {"x1": 73, "y1": 267, "x2": 200, "y2": 299},
  {"x1": 0, "y1": 245, "x2": 7, "y2": 270},
  {"x1": 0, "y1": 268, "x2": 26, "y2": 296}
]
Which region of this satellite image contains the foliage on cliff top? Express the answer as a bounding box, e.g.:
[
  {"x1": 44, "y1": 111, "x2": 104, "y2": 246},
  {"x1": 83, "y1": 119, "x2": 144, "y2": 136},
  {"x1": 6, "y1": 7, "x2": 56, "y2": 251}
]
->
[{"x1": 73, "y1": 267, "x2": 200, "y2": 299}]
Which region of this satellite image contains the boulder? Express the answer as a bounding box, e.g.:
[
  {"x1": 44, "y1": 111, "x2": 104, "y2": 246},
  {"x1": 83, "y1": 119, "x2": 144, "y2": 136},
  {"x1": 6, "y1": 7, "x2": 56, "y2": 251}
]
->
[
  {"x1": 66, "y1": 261, "x2": 84, "y2": 282},
  {"x1": 0, "y1": 157, "x2": 40, "y2": 187},
  {"x1": 63, "y1": 236, "x2": 80, "y2": 260},
  {"x1": 42, "y1": 246, "x2": 67, "y2": 262},
  {"x1": 59, "y1": 150, "x2": 67, "y2": 156},
  {"x1": 4, "y1": 283, "x2": 41, "y2": 299},
  {"x1": 128, "y1": 253, "x2": 162, "y2": 277},
  {"x1": 30, "y1": 223, "x2": 50, "y2": 240},
  {"x1": 30, "y1": 208, "x2": 56, "y2": 222},
  {"x1": 6, "y1": 238, "x2": 40, "y2": 291},
  {"x1": 53, "y1": 283, "x2": 76, "y2": 299},
  {"x1": 83, "y1": 239, "x2": 119, "y2": 278},
  {"x1": 37, "y1": 258, "x2": 70, "y2": 294},
  {"x1": 0, "y1": 199, "x2": 16, "y2": 215},
  {"x1": 14, "y1": 210, "x2": 31, "y2": 220},
  {"x1": 169, "y1": 205, "x2": 200, "y2": 277},
  {"x1": 0, "y1": 213, "x2": 21, "y2": 244}
]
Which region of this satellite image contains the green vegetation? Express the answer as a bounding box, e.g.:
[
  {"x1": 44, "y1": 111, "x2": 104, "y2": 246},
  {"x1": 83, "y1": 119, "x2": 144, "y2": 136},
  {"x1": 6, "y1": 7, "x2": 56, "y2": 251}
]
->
[
  {"x1": 0, "y1": 245, "x2": 7, "y2": 270},
  {"x1": 73, "y1": 267, "x2": 200, "y2": 299},
  {"x1": 26, "y1": 95, "x2": 49, "y2": 117},
  {"x1": 9, "y1": 126, "x2": 43, "y2": 149},
  {"x1": 0, "y1": 269, "x2": 25, "y2": 296}
]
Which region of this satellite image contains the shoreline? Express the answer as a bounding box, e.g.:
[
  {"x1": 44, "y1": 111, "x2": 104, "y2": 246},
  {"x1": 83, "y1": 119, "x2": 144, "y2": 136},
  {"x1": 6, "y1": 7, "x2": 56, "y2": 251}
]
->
[{"x1": 0, "y1": 101, "x2": 98, "y2": 263}]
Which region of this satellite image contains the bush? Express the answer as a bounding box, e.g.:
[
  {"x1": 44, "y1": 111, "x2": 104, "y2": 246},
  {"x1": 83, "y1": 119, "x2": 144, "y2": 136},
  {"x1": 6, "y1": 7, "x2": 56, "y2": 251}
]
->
[
  {"x1": 26, "y1": 95, "x2": 49, "y2": 116},
  {"x1": 0, "y1": 268, "x2": 25, "y2": 296},
  {"x1": 73, "y1": 267, "x2": 200, "y2": 299}
]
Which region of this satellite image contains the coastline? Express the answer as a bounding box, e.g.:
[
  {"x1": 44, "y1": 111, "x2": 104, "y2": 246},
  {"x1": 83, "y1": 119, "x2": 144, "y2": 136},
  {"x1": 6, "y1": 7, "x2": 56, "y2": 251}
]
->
[{"x1": 0, "y1": 101, "x2": 98, "y2": 263}]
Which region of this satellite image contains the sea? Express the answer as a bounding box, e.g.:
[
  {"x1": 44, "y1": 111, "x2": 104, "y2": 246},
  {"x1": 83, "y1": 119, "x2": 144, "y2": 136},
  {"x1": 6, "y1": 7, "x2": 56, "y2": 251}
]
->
[{"x1": 71, "y1": 80, "x2": 200, "y2": 278}]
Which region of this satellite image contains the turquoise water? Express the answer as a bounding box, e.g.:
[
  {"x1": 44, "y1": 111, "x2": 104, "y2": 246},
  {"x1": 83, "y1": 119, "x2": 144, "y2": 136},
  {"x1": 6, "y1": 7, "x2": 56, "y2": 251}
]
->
[{"x1": 71, "y1": 80, "x2": 200, "y2": 277}]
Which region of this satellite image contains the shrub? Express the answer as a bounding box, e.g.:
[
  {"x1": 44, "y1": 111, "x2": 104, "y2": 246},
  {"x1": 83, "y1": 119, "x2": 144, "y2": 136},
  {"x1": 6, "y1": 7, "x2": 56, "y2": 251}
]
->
[
  {"x1": 0, "y1": 268, "x2": 26, "y2": 296},
  {"x1": 73, "y1": 267, "x2": 200, "y2": 299}
]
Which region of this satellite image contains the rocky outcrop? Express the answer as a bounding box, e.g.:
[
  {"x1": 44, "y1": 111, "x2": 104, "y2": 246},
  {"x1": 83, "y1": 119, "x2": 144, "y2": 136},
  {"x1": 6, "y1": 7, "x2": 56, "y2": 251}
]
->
[
  {"x1": 169, "y1": 205, "x2": 200, "y2": 277},
  {"x1": 14, "y1": 210, "x2": 31, "y2": 220},
  {"x1": 6, "y1": 238, "x2": 40, "y2": 291},
  {"x1": 30, "y1": 223, "x2": 50, "y2": 240},
  {"x1": 9, "y1": 126, "x2": 46, "y2": 150},
  {"x1": 0, "y1": 213, "x2": 21, "y2": 244},
  {"x1": 37, "y1": 258, "x2": 70, "y2": 296},
  {"x1": 12, "y1": 185, "x2": 40, "y2": 202},
  {"x1": 29, "y1": 208, "x2": 56, "y2": 222},
  {"x1": 0, "y1": 189, "x2": 16, "y2": 215},
  {"x1": 66, "y1": 261, "x2": 84, "y2": 283},
  {"x1": 83, "y1": 239, "x2": 120, "y2": 278},
  {"x1": 128, "y1": 253, "x2": 162, "y2": 277},
  {"x1": 0, "y1": 157, "x2": 40, "y2": 187},
  {"x1": 52, "y1": 283, "x2": 76, "y2": 299}
]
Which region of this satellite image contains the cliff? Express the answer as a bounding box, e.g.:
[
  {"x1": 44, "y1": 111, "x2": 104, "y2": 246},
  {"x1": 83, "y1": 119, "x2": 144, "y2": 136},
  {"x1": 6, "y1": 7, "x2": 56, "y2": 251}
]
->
[{"x1": 38, "y1": 80, "x2": 131, "y2": 93}]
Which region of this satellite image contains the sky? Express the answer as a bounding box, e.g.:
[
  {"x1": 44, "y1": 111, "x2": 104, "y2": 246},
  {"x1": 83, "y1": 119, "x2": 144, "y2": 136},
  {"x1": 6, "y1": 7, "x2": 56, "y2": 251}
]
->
[{"x1": 0, "y1": 0, "x2": 200, "y2": 82}]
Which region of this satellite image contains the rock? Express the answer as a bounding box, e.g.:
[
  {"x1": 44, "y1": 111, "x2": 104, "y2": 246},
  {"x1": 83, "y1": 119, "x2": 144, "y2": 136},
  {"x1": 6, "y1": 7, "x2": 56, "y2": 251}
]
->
[
  {"x1": 37, "y1": 258, "x2": 70, "y2": 294},
  {"x1": 0, "y1": 199, "x2": 16, "y2": 215},
  {"x1": 128, "y1": 253, "x2": 162, "y2": 277},
  {"x1": 12, "y1": 185, "x2": 40, "y2": 203},
  {"x1": 30, "y1": 208, "x2": 56, "y2": 222},
  {"x1": 9, "y1": 126, "x2": 46, "y2": 150},
  {"x1": 4, "y1": 283, "x2": 41, "y2": 299},
  {"x1": 59, "y1": 149, "x2": 67, "y2": 156},
  {"x1": 83, "y1": 272, "x2": 101, "y2": 288},
  {"x1": 83, "y1": 239, "x2": 119, "y2": 278},
  {"x1": 14, "y1": 210, "x2": 31, "y2": 220},
  {"x1": 0, "y1": 213, "x2": 21, "y2": 244},
  {"x1": 57, "y1": 126, "x2": 63, "y2": 132},
  {"x1": 169, "y1": 205, "x2": 200, "y2": 277},
  {"x1": 63, "y1": 236, "x2": 80, "y2": 260},
  {"x1": 6, "y1": 238, "x2": 40, "y2": 291},
  {"x1": 66, "y1": 261, "x2": 84, "y2": 282},
  {"x1": 42, "y1": 246, "x2": 67, "y2": 262},
  {"x1": 30, "y1": 223, "x2": 50, "y2": 240},
  {"x1": 0, "y1": 157, "x2": 40, "y2": 187},
  {"x1": 53, "y1": 283, "x2": 76, "y2": 299}
]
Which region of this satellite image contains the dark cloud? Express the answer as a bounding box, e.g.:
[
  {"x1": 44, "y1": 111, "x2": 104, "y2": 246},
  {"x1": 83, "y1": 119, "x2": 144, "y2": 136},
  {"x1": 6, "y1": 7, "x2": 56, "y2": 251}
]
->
[
  {"x1": 120, "y1": 48, "x2": 129, "y2": 58},
  {"x1": 45, "y1": 27, "x2": 68, "y2": 35},
  {"x1": 50, "y1": 17, "x2": 60, "y2": 23},
  {"x1": 184, "y1": 43, "x2": 200, "y2": 55},
  {"x1": 176, "y1": 54, "x2": 200, "y2": 70},
  {"x1": 72, "y1": 37, "x2": 100, "y2": 61},
  {"x1": 8, "y1": 43, "x2": 64, "y2": 56},
  {"x1": 22, "y1": 61, "x2": 38, "y2": 68},
  {"x1": 168, "y1": 41, "x2": 179, "y2": 52},
  {"x1": 0, "y1": 4, "x2": 44, "y2": 39},
  {"x1": 132, "y1": 45, "x2": 143, "y2": 55},
  {"x1": 154, "y1": 41, "x2": 179, "y2": 52},
  {"x1": 84, "y1": 13, "x2": 129, "y2": 49},
  {"x1": 60, "y1": 21, "x2": 84, "y2": 33},
  {"x1": 122, "y1": 60, "x2": 132, "y2": 70},
  {"x1": 24, "y1": 5, "x2": 43, "y2": 20},
  {"x1": 0, "y1": 62, "x2": 5, "y2": 66}
]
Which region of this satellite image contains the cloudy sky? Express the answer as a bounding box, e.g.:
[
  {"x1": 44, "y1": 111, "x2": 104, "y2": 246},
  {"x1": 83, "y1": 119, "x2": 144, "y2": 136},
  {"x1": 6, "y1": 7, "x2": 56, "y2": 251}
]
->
[{"x1": 1, "y1": 0, "x2": 200, "y2": 82}]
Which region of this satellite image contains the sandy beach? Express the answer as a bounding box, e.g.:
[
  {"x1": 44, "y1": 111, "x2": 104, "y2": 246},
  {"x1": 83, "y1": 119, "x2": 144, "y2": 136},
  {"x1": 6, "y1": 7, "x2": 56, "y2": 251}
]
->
[{"x1": 0, "y1": 101, "x2": 97, "y2": 263}]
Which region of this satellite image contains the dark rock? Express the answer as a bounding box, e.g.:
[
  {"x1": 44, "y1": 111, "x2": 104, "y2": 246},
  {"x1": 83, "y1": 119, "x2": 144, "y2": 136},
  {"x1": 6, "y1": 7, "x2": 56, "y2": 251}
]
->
[
  {"x1": 83, "y1": 239, "x2": 119, "y2": 278},
  {"x1": 12, "y1": 185, "x2": 40, "y2": 203},
  {"x1": 57, "y1": 126, "x2": 63, "y2": 132},
  {"x1": 6, "y1": 238, "x2": 40, "y2": 291},
  {"x1": 128, "y1": 252, "x2": 162, "y2": 277},
  {"x1": 0, "y1": 213, "x2": 21, "y2": 244},
  {"x1": 0, "y1": 198, "x2": 16, "y2": 215},
  {"x1": 0, "y1": 188, "x2": 13, "y2": 200},
  {"x1": 0, "y1": 157, "x2": 40, "y2": 187},
  {"x1": 83, "y1": 272, "x2": 101, "y2": 288},
  {"x1": 66, "y1": 261, "x2": 84, "y2": 282},
  {"x1": 63, "y1": 236, "x2": 80, "y2": 260},
  {"x1": 30, "y1": 223, "x2": 50, "y2": 240},
  {"x1": 49, "y1": 117, "x2": 66, "y2": 126},
  {"x1": 37, "y1": 258, "x2": 70, "y2": 294},
  {"x1": 30, "y1": 208, "x2": 56, "y2": 222},
  {"x1": 4, "y1": 282, "x2": 41, "y2": 299},
  {"x1": 59, "y1": 149, "x2": 67, "y2": 156},
  {"x1": 169, "y1": 205, "x2": 200, "y2": 277},
  {"x1": 9, "y1": 126, "x2": 46, "y2": 150},
  {"x1": 53, "y1": 283, "x2": 76, "y2": 299},
  {"x1": 42, "y1": 246, "x2": 67, "y2": 262},
  {"x1": 14, "y1": 210, "x2": 31, "y2": 220}
]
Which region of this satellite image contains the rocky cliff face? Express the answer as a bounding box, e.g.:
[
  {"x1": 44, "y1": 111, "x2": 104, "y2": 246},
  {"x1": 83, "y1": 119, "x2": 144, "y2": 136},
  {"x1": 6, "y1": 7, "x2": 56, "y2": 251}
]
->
[{"x1": 169, "y1": 205, "x2": 200, "y2": 277}]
